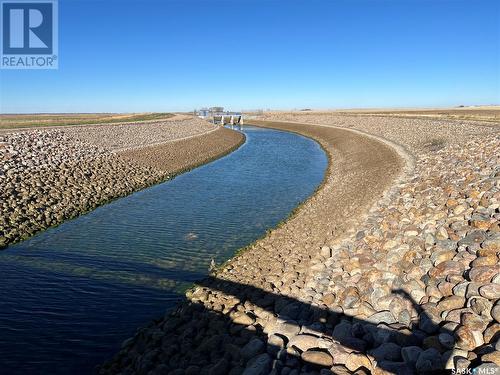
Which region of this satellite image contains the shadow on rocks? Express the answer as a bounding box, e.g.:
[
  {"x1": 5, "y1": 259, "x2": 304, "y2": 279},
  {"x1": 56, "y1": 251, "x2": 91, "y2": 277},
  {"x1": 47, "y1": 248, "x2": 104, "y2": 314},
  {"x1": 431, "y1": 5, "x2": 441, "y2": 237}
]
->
[{"x1": 100, "y1": 275, "x2": 473, "y2": 375}]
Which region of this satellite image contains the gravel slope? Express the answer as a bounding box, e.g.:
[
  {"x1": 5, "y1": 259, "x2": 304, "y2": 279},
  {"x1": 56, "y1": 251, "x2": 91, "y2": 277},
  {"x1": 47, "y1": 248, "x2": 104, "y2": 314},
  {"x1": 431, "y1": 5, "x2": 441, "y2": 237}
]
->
[
  {"x1": 63, "y1": 117, "x2": 218, "y2": 151},
  {"x1": 257, "y1": 112, "x2": 499, "y2": 153}
]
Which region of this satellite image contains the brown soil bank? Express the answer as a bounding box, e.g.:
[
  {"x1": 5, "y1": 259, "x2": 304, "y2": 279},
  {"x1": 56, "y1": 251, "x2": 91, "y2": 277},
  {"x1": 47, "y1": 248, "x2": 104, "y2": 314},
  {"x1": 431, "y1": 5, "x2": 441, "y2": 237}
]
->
[
  {"x1": 99, "y1": 121, "x2": 407, "y2": 374},
  {"x1": 0, "y1": 125, "x2": 244, "y2": 248}
]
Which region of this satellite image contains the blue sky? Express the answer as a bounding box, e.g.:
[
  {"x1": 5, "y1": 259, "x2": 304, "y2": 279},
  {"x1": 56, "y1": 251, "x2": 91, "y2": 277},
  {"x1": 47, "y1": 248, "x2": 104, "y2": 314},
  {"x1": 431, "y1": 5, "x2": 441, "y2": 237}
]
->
[{"x1": 0, "y1": 0, "x2": 499, "y2": 113}]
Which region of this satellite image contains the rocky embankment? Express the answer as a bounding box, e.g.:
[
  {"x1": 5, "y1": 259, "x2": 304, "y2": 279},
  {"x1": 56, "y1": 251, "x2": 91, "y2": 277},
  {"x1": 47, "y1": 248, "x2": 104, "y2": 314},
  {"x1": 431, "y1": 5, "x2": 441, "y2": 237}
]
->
[
  {"x1": 63, "y1": 117, "x2": 218, "y2": 152},
  {"x1": 0, "y1": 119, "x2": 244, "y2": 248},
  {"x1": 101, "y1": 115, "x2": 499, "y2": 375}
]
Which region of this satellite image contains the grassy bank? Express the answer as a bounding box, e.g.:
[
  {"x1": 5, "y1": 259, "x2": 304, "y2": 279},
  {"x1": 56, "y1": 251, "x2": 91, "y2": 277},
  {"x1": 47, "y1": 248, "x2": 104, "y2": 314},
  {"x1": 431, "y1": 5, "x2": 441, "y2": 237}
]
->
[{"x1": 0, "y1": 112, "x2": 174, "y2": 130}]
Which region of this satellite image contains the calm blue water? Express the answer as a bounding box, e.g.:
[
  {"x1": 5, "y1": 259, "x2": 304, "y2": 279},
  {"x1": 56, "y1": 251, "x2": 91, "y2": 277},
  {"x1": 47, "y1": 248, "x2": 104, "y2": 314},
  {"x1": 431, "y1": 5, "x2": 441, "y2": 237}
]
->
[{"x1": 0, "y1": 126, "x2": 327, "y2": 374}]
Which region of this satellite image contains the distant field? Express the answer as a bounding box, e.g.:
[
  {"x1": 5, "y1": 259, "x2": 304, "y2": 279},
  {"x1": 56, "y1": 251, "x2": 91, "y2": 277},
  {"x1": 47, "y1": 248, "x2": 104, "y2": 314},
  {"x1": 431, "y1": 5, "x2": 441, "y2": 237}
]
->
[
  {"x1": 0, "y1": 113, "x2": 175, "y2": 130},
  {"x1": 254, "y1": 107, "x2": 500, "y2": 124},
  {"x1": 334, "y1": 107, "x2": 500, "y2": 123}
]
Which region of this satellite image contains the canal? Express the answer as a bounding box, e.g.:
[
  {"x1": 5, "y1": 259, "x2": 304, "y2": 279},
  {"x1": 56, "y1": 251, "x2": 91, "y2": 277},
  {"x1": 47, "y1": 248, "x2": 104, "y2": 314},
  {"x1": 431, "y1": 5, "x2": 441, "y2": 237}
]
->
[{"x1": 0, "y1": 126, "x2": 328, "y2": 374}]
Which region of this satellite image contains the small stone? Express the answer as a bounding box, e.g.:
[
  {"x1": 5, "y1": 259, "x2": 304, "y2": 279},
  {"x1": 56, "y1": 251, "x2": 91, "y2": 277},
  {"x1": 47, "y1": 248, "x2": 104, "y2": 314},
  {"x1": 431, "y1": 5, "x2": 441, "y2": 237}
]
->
[
  {"x1": 332, "y1": 320, "x2": 352, "y2": 342},
  {"x1": 436, "y1": 226, "x2": 449, "y2": 240},
  {"x1": 415, "y1": 348, "x2": 442, "y2": 372},
  {"x1": 267, "y1": 334, "x2": 285, "y2": 353},
  {"x1": 345, "y1": 352, "x2": 372, "y2": 372},
  {"x1": 419, "y1": 307, "x2": 440, "y2": 334},
  {"x1": 492, "y1": 304, "x2": 500, "y2": 323},
  {"x1": 466, "y1": 282, "x2": 482, "y2": 299},
  {"x1": 273, "y1": 320, "x2": 301, "y2": 340},
  {"x1": 468, "y1": 297, "x2": 493, "y2": 318},
  {"x1": 383, "y1": 240, "x2": 398, "y2": 250},
  {"x1": 483, "y1": 323, "x2": 500, "y2": 343},
  {"x1": 328, "y1": 342, "x2": 350, "y2": 365},
  {"x1": 479, "y1": 284, "x2": 500, "y2": 300},
  {"x1": 242, "y1": 353, "x2": 272, "y2": 375},
  {"x1": 481, "y1": 351, "x2": 500, "y2": 366},
  {"x1": 342, "y1": 286, "x2": 361, "y2": 308},
  {"x1": 401, "y1": 346, "x2": 423, "y2": 367},
  {"x1": 430, "y1": 249, "x2": 455, "y2": 266},
  {"x1": 429, "y1": 261, "x2": 464, "y2": 278},
  {"x1": 369, "y1": 342, "x2": 402, "y2": 361},
  {"x1": 454, "y1": 357, "x2": 471, "y2": 372},
  {"x1": 472, "y1": 255, "x2": 497, "y2": 267},
  {"x1": 437, "y1": 281, "x2": 455, "y2": 297},
  {"x1": 423, "y1": 335, "x2": 445, "y2": 352},
  {"x1": 443, "y1": 349, "x2": 469, "y2": 370},
  {"x1": 437, "y1": 295, "x2": 465, "y2": 312},
  {"x1": 278, "y1": 302, "x2": 303, "y2": 320},
  {"x1": 241, "y1": 338, "x2": 265, "y2": 360},
  {"x1": 404, "y1": 226, "x2": 419, "y2": 237},
  {"x1": 366, "y1": 311, "x2": 396, "y2": 325},
  {"x1": 232, "y1": 312, "x2": 255, "y2": 326},
  {"x1": 301, "y1": 350, "x2": 334, "y2": 367},
  {"x1": 329, "y1": 365, "x2": 351, "y2": 375},
  {"x1": 454, "y1": 204, "x2": 467, "y2": 215},
  {"x1": 469, "y1": 266, "x2": 499, "y2": 283},
  {"x1": 471, "y1": 214, "x2": 491, "y2": 230},
  {"x1": 322, "y1": 293, "x2": 336, "y2": 305},
  {"x1": 454, "y1": 326, "x2": 479, "y2": 351},
  {"x1": 438, "y1": 333, "x2": 455, "y2": 349},
  {"x1": 320, "y1": 245, "x2": 332, "y2": 258},
  {"x1": 425, "y1": 233, "x2": 436, "y2": 249},
  {"x1": 452, "y1": 281, "x2": 469, "y2": 297},
  {"x1": 287, "y1": 334, "x2": 320, "y2": 352},
  {"x1": 481, "y1": 234, "x2": 500, "y2": 251},
  {"x1": 458, "y1": 231, "x2": 485, "y2": 247},
  {"x1": 435, "y1": 239, "x2": 458, "y2": 252},
  {"x1": 478, "y1": 248, "x2": 500, "y2": 258}
]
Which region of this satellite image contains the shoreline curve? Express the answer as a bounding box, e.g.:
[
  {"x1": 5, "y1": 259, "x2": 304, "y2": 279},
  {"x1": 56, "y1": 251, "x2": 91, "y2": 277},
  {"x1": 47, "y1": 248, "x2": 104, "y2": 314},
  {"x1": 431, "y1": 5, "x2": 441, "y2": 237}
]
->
[{"x1": 100, "y1": 120, "x2": 407, "y2": 373}]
